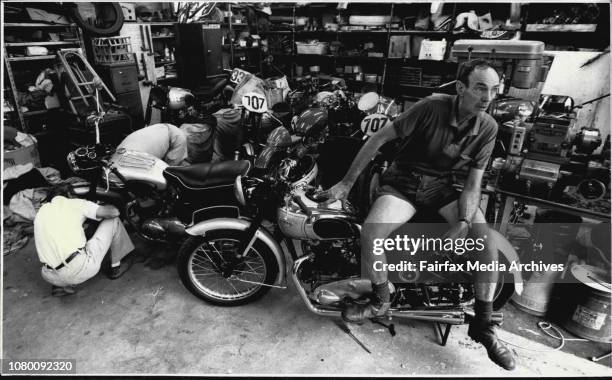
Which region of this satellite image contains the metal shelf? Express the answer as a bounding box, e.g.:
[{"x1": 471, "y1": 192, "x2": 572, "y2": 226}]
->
[
  {"x1": 525, "y1": 24, "x2": 597, "y2": 32},
  {"x1": 6, "y1": 55, "x2": 57, "y2": 62},
  {"x1": 3, "y1": 23, "x2": 77, "y2": 28},
  {"x1": 151, "y1": 35, "x2": 176, "y2": 39},
  {"x1": 5, "y1": 41, "x2": 80, "y2": 47}
]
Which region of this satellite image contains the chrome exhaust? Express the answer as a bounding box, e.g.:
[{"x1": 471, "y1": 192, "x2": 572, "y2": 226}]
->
[
  {"x1": 291, "y1": 254, "x2": 503, "y2": 324},
  {"x1": 292, "y1": 254, "x2": 342, "y2": 317}
]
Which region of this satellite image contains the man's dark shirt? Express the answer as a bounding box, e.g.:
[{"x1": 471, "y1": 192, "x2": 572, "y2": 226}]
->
[{"x1": 389, "y1": 94, "x2": 498, "y2": 176}]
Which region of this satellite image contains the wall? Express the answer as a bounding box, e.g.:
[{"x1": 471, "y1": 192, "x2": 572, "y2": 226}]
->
[{"x1": 541, "y1": 51, "x2": 611, "y2": 150}]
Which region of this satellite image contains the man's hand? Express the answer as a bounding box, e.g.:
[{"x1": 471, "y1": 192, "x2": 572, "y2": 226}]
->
[
  {"x1": 96, "y1": 205, "x2": 120, "y2": 219},
  {"x1": 443, "y1": 221, "x2": 470, "y2": 241},
  {"x1": 315, "y1": 181, "x2": 351, "y2": 206}
]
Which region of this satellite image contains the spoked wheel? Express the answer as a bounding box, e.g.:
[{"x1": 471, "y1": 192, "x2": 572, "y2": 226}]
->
[{"x1": 177, "y1": 230, "x2": 279, "y2": 306}]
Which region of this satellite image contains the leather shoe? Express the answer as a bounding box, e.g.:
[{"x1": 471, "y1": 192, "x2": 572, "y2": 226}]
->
[
  {"x1": 51, "y1": 285, "x2": 76, "y2": 297},
  {"x1": 108, "y1": 255, "x2": 134, "y2": 279},
  {"x1": 468, "y1": 320, "x2": 516, "y2": 370},
  {"x1": 342, "y1": 301, "x2": 391, "y2": 324}
]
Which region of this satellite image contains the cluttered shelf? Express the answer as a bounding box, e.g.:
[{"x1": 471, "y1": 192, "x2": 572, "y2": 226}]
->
[
  {"x1": 6, "y1": 55, "x2": 58, "y2": 62},
  {"x1": 525, "y1": 24, "x2": 598, "y2": 32},
  {"x1": 5, "y1": 41, "x2": 80, "y2": 47},
  {"x1": 3, "y1": 22, "x2": 77, "y2": 27}
]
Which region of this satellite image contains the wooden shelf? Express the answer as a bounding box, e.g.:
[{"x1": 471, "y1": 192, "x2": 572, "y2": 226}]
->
[
  {"x1": 6, "y1": 55, "x2": 57, "y2": 62},
  {"x1": 24, "y1": 109, "x2": 62, "y2": 117},
  {"x1": 525, "y1": 24, "x2": 597, "y2": 32},
  {"x1": 389, "y1": 30, "x2": 450, "y2": 35},
  {"x1": 5, "y1": 41, "x2": 79, "y2": 47},
  {"x1": 151, "y1": 35, "x2": 175, "y2": 39}
]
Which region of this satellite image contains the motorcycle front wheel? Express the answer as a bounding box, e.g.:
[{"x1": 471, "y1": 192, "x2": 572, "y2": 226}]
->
[{"x1": 177, "y1": 230, "x2": 279, "y2": 306}]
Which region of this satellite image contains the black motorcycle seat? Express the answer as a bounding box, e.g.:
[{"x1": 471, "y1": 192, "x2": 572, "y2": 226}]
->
[
  {"x1": 193, "y1": 78, "x2": 229, "y2": 100},
  {"x1": 164, "y1": 160, "x2": 251, "y2": 189}
]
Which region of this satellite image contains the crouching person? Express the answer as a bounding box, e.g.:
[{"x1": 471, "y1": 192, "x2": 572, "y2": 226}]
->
[{"x1": 34, "y1": 191, "x2": 135, "y2": 297}]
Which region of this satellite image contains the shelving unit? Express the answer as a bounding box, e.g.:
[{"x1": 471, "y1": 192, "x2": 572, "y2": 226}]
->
[
  {"x1": 3, "y1": 23, "x2": 85, "y2": 132},
  {"x1": 261, "y1": 1, "x2": 608, "y2": 101},
  {"x1": 224, "y1": 3, "x2": 264, "y2": 75}
]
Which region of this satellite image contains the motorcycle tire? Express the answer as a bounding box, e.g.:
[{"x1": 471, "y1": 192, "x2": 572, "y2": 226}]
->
[
  {"x1": 68, "y1": 3, "x2": 124, "y2": 37},
  {"x1": 177, "y1": 230, "x2": 279, "y2": 306}
]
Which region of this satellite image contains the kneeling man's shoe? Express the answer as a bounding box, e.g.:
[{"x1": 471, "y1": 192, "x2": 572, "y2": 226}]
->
[
  {"x1": 51, "y1": 285, "x2": 76, "y2": 297},
  {"x1": 468, "y1": 320, "x2": 516, "y2": 370}
]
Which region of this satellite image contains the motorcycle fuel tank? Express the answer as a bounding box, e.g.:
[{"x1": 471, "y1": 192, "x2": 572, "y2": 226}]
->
[
  {"x1": 293, "y1": 107, "x2": 328, "y2": 137},
  {"x1": 108, "y1": 149, "x2": 169, "y2": 190},
  {"x1": 277, "y1": 189, "x2": 359, "y2": 240}
]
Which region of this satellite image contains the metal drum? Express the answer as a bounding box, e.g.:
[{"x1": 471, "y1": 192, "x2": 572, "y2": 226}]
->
[{"x1": 563, "y1": 265, "x2": 612, "y2": 343}]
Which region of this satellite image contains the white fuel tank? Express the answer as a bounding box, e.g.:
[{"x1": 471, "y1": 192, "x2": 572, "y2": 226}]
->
[{"x1": 108, "y1": 149, "x2": 169, "y2": 190}]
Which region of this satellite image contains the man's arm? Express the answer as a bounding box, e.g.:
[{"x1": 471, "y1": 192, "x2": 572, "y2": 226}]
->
[
  {"x1": 321, "y1": 123, "x2": 399, "y2": 202},
  {"x1": 96, "y1": 205, "x2": 120, "y2": 219}
]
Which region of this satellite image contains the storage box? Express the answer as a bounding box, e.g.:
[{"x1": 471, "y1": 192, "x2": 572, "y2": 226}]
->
[
  {"x1": 418, "y1": 39, "x2": 447, "y2": 61},
  {"x1": 451, "y1": 39, "x2": 544, "y2": 60},
  {"x1": 4, "y1": 143, "x2": 41, "y2": 170},
  {"x1": 296, "y1": 41, "x2": 329, "y2": 55},
  {"x1": 389, "y1": 35, "x2": 411, "y2": 58}
]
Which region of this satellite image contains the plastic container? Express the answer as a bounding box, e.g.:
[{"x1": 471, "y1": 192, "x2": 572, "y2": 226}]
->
[
  {"x1": 296, "y1": 41, "x2": 328, "y2": 55},
  {"x1": 92, "y1": 36, "x2": 134, "y2": 64}
]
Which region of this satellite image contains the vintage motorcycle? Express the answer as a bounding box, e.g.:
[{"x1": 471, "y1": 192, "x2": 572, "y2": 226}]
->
[
  {"x1": 176, "y1": 155, "x2": 524, "y2": 327},
  {"x1": 67, "y1": 143, "x2": 251, "y2": 243}
]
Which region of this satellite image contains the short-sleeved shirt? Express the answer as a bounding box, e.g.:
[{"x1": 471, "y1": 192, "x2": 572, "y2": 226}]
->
[
  {"x1": 389, "y1": 94, "x2": 498, "y2": 176},
  {"x1": 34, "y1": 196, "x2": 100, "y2": 268},
  {"x1": 117, "y1": 123, "x2": 188, "y2": 166}
]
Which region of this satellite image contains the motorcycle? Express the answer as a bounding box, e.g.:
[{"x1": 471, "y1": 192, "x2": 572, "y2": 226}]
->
[
  {"x1": 176, "y1": 156, "x2": 524, "y2": 327},
  {"x1": 67, "y1": 144, "x2": 251, "y2": 242}
]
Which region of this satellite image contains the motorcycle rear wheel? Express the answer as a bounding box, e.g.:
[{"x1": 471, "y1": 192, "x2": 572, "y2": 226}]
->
[{"x1": 177, "y1": 230, "x2": 279, "y2": 306}]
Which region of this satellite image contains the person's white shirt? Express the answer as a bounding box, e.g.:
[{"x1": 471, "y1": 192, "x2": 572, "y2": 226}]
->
[
  {"x1": 117, "y1": 123, "x2": 187, "y2": 165},
  {"x1": 34, "y1": 196, "x2": 100, "y2": 268}
]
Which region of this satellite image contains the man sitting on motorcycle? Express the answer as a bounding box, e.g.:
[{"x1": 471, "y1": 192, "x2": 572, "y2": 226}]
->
[{"x1": 320, "y1": 59, "x2": 515, "y2": 370}]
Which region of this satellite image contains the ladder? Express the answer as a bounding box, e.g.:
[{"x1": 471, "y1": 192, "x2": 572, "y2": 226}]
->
[{"x1": 56, "y1": 49, "x2": 116, "y2": 116}]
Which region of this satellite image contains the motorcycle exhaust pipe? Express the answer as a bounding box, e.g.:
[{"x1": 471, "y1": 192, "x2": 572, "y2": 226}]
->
[
  {"x1": 292, "y1": 255, "x2": 342, "y2": 318},
  {"x1": 292, "y1": 254, "x2": 503, "y2": 324}
]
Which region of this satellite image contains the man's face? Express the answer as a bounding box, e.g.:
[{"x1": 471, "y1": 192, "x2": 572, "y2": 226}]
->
[{"x1": 457, "y1": 67, "x2": 500, "y2": 113}]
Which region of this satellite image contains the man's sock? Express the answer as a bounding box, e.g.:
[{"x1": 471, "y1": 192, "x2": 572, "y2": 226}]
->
[
  {"x1": 111, "y1": 262, "x2": 120, "y2": 268},
  {"x1": 372, "y1": 280, "x2": 390, "y2": 305},
  {"x1": 474, "y1": 299, "x2": 493, "y2": 324}
]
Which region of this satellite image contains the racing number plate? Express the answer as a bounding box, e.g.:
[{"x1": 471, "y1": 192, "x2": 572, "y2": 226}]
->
[
  {"x1": 242, "y1": 92, "x2": 268, "y2": 113},
  {"x1": 360, "y1": 113, "x2": 389, "y2": 137},
  {"x1": 230, "y1": 68, "x2": 249, "y2": 85}
]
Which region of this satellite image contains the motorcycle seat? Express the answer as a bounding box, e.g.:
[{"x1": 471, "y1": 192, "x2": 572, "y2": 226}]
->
[
  {"x1": 193, "y1": 78, "x2": 229, "y2": 101},
  {"x1": 164, "y1": 160, "x2": 251, "y2": 189}
]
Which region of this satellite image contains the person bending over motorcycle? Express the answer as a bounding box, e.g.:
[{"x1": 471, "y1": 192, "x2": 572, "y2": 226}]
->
[
  {"x1": 117, "y1": 123, "x2": 188, "y2": 166},
  {"x1": 319, "y1": 59, "x2": 515, "y2": 370},
  {"x1": 34, "y1": 186, "x2": 135, "y2": 296}
]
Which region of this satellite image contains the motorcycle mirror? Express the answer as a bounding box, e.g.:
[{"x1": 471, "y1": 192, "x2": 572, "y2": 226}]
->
[{"x1": 358, "y1": 92, "x2": 380, "y2": 112}]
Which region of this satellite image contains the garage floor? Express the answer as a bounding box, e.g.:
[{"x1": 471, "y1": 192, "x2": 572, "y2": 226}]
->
[{"x1": 3, "y1": 237, "x2": 612, "y2": 376}]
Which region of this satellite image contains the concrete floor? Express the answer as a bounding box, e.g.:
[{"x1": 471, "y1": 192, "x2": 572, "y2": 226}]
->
[{"x1": 3, "y1": 237, "x2": 612, "y2": 376}]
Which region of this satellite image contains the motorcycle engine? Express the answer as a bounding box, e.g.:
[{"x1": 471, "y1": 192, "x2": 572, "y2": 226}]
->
[{"x1": 298, "y1": 239, "x2": 360, "y2": 284}]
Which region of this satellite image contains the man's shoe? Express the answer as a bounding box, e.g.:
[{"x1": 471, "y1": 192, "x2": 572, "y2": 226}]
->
[
  {"x1": 51, "y1": 285, "x2": 76, "y2": 297},
  {"x1": 468, "y1": 320, "x2": 516, "y2": 370},
  {"x1": 108, "y1": 256, "x2": 134, "y2": 280},
  {"x1": 342, "y1": 301, "x2": 391, "y2": 324}
]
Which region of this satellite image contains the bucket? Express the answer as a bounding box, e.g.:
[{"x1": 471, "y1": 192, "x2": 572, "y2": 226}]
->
[
  {"x1": 563, "y1": 265, "x2": 612, "y2": 343},
  {"x1": 511, "y1": 270, "x2": 558, "y2": 316},
  {"x1": 511, "y1": 211, "x2": 581, "y2": 316}
]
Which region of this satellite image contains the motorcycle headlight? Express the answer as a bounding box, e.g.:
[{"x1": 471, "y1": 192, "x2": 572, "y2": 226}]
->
[{"x1": 234, "y1": 175, "x2": 246, "y2": 206}]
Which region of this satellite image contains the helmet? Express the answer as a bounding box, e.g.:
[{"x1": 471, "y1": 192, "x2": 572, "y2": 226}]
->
[
  {"x1": 167, "y1": 87, "x2": 194, "y2": 110},
  {"x1": 293, "y1": 108, "x2": 328, "y2": 137}
]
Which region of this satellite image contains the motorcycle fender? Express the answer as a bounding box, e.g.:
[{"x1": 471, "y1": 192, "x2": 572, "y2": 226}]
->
[
  {"x1": 185, "y1": 218, "x2": 286, "y2": 286},
  {"x1": 490, "y1": 229, "x2": 524, "y2": 296}
]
